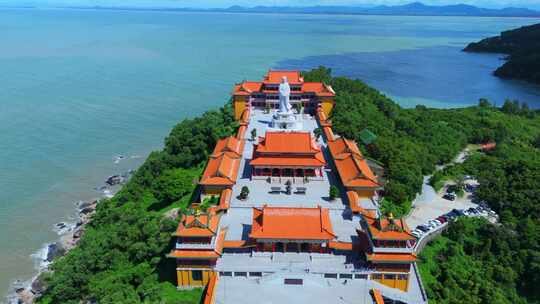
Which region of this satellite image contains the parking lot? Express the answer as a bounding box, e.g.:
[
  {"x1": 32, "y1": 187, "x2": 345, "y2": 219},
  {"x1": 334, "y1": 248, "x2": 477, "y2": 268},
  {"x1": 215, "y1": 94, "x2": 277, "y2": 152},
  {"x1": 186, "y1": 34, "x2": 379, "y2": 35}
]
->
[
  {"x1": 405, "y1": 177, "x2": 478, "y2": 229},
  {"x1": 405, "y1": 176, "x2": 498, "y2": 242}
]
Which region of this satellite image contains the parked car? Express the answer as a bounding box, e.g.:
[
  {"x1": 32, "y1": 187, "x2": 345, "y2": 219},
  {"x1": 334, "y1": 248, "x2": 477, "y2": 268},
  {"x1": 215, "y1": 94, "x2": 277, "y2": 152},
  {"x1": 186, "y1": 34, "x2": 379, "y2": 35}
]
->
[
  {"x1": 446, "y1": 210, "x2": 458, "y2": 218},
  {"x1": 426, "y1": 221, "x2": 440, "y2": 229},
  {"x1": 431, "y1": 219, "x2": 442, "y2": 226},
  {"x1": 443, "y1": 193, "x2": 456, "y2": 201},
  {"x1": 455, "y1": 209, "x2": 466, "y2": 216},
  {"x1": 437, "y1": 216, "x2": 447, "y2": 223},
  {"x1": 411, "y1": 230, "x2": 422, "y2": 238},
  {"x1": 475, "y1": 207, "x2": 486, "y2": 214},
  {"x1": 417, "y1": 225, "x2": 430, "y2": 233}
]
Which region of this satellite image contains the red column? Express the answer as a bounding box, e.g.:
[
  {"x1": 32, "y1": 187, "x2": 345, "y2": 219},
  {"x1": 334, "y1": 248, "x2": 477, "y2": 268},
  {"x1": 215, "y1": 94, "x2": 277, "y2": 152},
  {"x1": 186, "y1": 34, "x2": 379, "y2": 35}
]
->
[{"x1": 272, "y1": 243, "x2": 276, "y2": 252}]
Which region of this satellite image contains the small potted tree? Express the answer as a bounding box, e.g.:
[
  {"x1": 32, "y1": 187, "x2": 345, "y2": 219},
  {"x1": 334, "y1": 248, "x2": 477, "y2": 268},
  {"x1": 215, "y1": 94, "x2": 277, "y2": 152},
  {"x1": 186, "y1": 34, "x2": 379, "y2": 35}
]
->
[
  {"x1": 285, "y1": 180, "x2": 292, "y2": 195},
  {"x1": 251, "y1": 128, "x2": 257, "y2": 142},
  {"x1": 239, "y1": 186, "x2": 250, "y2": 200},
  {"x1": 329, "y1": 185, "x2": 339, "y2": 201}
]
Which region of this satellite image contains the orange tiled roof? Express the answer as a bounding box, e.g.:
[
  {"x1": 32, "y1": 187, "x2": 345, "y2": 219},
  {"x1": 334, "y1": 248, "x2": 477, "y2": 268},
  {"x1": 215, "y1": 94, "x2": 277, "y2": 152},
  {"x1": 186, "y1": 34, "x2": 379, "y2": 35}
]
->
[
  {"x1": 169, "y1": 227, "x2": 227, "y2": 259},
  {"x1": 264, "y1": 70, "x2": 303, "y2": 84},
  {"x1": 200, "y1": 154, "x2": 240, "y2": 186},
  {"x1": 174, "y1": 212, "x2": 221, "y2": 237},
  {"x1": 251, "y1": 132, "x2": 326, "y2": 168},
  {"x1": 365, "y1": 216, "x2": 415, "y2": 241},
  {"x1": 203, "y1": 274, "x2": 219, "y2": 304},
  {"x1": 371, "y1": 289, "x2": 385, "y2": 304},
  {"x1": 250, "y1": 155, "x2": 326, "y2": 167},
  {"x1": 240, "y1": 108, "x2": 250, "y2": 126},
  {"x1": 233, "y1": 82, "x2": 263, "y2": 96},
  {"x1": 250, "y1": 206, "x2": 336, "y2": 240},
  {"x1": 347, "y1": 191, "x2": 364, "y2": 214},
  {"x1": 255, "y1": 132, "x2": 321, "y2": 154},
  {"x1": 366, "y1": 252, "x2": 417, "y2": 263},
  {"x1": 303, "y1": 82, "x2": 336, "y2": 97},
  {"x1": 328, "y1": 138, "x2": 380, "y2": 189},
  {"x1": 316, "y1": 109, "x2": 332, "y2": 127},
  {"x1": 211, "y1": 136, "x2": 244, "y2": 159},
  {"x1": 223, "y1": 240, "x2": 256, "y2": 248},
  {"x1": 218, "y1": 189, "x2": 232, "y2": 211},
  {"x1": 323, "y1": 127, "x2": 335, "y2": 142},
  {"x1": 329, "y1": 241, "x2": 353, "y2": 251},
  {"x1": 236, "y1": 125, "x2": 247, "y2": 140},
  {"x1": 328, "y1": 137, "x2": 362, "y2": 158}
]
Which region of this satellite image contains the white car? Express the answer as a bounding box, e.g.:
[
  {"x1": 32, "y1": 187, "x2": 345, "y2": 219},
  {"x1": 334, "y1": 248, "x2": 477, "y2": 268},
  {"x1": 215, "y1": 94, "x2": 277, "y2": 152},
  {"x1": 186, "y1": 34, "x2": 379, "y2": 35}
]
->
[
  {"x1": 412, "y1": 228, "x2": 424, "y2": 235},
  {"x1": 411, "y1": 231, "x2": 422, "y2": 238},
  {"x1": 426, "y1": 222, "x2": 437, "y2": 230},
  {"x1": 429, "y1": 219, "x2": 442, "y2": 226}
]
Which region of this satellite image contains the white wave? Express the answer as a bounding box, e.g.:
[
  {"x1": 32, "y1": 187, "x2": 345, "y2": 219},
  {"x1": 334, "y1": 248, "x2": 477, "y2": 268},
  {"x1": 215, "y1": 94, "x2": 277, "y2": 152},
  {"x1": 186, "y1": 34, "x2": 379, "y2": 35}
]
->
[
  {"x1": 113, "y1": 154, "x2": 126, "y2": 164},
  {"x1": 30, "y1": 244, "x2": 51, "y2": 271},
  {"x1": 53, "y1": 221, "x2": 77, "y2": 236},
  {"x1": 102, "y1": 189, "x2": 114, "y2": 198}
]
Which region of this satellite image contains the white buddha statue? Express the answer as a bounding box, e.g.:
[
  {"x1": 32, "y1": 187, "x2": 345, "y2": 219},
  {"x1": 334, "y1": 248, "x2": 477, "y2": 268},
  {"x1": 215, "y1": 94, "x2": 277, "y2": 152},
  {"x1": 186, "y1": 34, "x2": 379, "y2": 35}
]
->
[{"x1": 278, "y1": 76, "x2": 292, "y2": 113}]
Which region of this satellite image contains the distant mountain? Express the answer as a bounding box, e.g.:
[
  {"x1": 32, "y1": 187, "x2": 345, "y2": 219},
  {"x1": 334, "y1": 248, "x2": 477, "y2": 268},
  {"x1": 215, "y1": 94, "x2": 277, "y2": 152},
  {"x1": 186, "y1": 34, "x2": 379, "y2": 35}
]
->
[
  {"x1": 464, "y1": 23, "x2": 540, "y2": 84},
  {"x1": 48, "y1": 2, "x2": 540, "y2": 18},
  {"x1": 215, "y1": 2, "x2": 540, "y2": 17}
]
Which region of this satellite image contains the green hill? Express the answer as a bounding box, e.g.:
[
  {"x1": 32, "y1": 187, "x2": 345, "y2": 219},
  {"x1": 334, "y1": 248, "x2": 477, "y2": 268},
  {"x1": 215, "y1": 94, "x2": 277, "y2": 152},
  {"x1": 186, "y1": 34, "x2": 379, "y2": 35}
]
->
[{"x1": 464, "y1": 23, "x2": 540, "y2": 84}]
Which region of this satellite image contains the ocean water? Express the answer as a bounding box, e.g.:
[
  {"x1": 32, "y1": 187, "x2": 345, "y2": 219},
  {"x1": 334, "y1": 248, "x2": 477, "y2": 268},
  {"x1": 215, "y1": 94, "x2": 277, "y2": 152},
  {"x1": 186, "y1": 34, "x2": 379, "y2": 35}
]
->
[{"x1": 1, "y1": 8, "x2": 539, "y2": 300}]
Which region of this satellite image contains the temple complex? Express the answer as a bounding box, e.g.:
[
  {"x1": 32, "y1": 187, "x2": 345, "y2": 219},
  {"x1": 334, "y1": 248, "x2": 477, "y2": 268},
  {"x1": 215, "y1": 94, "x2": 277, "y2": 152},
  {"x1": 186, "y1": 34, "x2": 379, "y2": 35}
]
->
[{"x1": 168, "y1": 71, "x2": 427, "y2": 304}]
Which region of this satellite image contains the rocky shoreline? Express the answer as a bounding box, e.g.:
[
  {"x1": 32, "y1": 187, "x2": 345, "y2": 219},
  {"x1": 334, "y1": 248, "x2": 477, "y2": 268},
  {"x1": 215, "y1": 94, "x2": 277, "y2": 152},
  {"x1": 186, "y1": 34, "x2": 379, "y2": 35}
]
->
[
  {"x1": 12, "y1": 198, "x2": 101, "y2": 304},
  {"x1": 9, "y1": 169, "x2": 133, "y2": 304}
]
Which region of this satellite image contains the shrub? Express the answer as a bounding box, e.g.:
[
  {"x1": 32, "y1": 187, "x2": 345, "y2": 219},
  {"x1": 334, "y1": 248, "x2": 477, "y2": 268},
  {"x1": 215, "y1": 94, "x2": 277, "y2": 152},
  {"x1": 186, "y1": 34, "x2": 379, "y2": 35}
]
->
[
  {"x1": 329, "y1": 185, "x2": 339, "y2": 200},
  {"x1": 239, "y1": 186, "x2": 250, "y2": 200}
]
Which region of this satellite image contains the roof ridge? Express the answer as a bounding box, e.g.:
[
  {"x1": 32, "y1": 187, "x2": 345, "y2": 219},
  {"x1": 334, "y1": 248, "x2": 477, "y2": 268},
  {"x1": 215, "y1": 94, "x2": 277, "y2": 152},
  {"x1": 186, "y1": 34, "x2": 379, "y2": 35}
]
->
[{"x1": 216, "y1": 155, "x2": 234, "y2": 180}]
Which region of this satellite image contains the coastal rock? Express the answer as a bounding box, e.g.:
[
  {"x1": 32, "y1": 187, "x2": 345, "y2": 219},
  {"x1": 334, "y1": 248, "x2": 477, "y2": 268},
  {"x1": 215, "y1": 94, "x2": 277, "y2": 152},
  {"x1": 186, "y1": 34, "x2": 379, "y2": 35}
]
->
[
  {"x1": 31, "y1": 275, "x2": 46, "y2": 295},
  {"x1": 80, "y1": 206, "x2": 95, "y2": 215},
  {"x1": 46, "y1": 242, "x2": 66, "y2": 262},
  {"x1": 73, "y1": 228, "x2": 84, "y2": 239},
  {"x1": 78, "y1": 199, "x2": 97, "y2": 210},
  {"x1": 105, "y1": 175, "x2": 124, "y2": 186},
  {"x1": 16, "y1": 289, "x2": 34, "y2": 304}
]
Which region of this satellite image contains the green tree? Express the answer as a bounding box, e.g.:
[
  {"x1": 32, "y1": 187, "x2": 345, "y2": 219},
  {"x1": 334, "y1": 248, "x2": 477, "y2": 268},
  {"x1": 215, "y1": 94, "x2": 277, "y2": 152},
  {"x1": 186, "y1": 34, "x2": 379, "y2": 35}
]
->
[{"x1": 329, "y1": 185, "x2": 339, "y2": 201}]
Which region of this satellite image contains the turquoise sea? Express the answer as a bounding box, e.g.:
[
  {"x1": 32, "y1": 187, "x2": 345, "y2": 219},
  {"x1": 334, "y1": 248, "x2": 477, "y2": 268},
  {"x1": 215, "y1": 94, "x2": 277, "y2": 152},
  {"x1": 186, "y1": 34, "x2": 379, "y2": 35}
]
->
[{"x1": 1, "y1": 8, "x2": 539, "y2": 301}]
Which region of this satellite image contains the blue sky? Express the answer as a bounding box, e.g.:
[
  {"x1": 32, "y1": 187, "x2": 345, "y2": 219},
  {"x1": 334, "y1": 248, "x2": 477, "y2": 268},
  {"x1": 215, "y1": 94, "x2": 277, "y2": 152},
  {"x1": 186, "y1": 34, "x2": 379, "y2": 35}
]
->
[{"x1": 2, "y1": 0, "x2": 540, "y2": 9}]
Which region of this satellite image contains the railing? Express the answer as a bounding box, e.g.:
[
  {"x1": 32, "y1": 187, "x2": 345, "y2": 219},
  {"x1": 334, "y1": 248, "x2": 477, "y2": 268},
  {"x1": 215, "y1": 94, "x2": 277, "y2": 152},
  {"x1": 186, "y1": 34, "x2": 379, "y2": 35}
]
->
[
  {"x1": 414, "y1": 222, "x2": 449, "y2": 253},
  {"x1": 413, "y1": 262, "x2": 429, "y2": 303}
]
